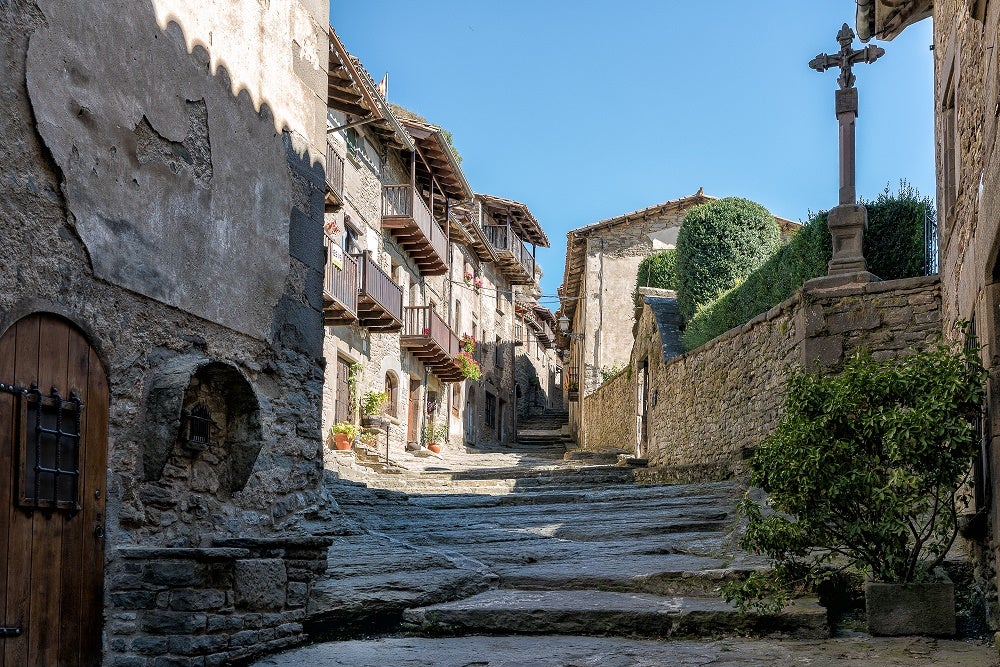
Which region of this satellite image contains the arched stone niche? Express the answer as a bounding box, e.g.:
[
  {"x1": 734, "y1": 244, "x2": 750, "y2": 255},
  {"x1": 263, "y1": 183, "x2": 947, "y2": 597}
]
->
[{"x1": 144, "y1": 357, "x2": 262, "y2": 494}]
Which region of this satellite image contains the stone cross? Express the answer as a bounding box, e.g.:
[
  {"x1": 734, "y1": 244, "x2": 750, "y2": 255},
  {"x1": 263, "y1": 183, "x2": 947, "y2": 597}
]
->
[
  {"x1": 809, "y1": 24, "x2": 885, "y2": 206},
  {"x1": 806, "y1": 23, "x2": 884, "y2": 282}
]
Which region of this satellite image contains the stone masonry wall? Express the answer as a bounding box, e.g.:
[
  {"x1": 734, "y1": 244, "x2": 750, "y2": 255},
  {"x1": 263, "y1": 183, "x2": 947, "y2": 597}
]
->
[
  {"x1": 581, "y1": 369, "x2": 636, "y2": 453},
  {"x1": 578, "y1": 276, "x2": 943, "y2": 477},
  {"x1": 107, "y1": 537, "x2": 330, "y2": 666}
]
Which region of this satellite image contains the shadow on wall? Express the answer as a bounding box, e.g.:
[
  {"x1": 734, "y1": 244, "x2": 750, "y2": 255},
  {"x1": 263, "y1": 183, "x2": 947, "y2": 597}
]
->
[{"x1": 26, "y1": 0, "x2": 327, "y2": 350}]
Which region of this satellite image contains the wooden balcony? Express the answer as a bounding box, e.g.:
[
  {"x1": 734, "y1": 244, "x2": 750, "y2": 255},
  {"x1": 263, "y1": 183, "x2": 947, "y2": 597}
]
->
[
  {"x1": 483, "y1": 224, "x2": 535, "y2": 284},
  {"x1": 401, "y1": 306, "x2": 464, "y2": 382},
  {"x1": 323, "y1": 234, "x2": 358, "y2": 326},
  {"x1": 355, "y1": 250, "x2": 403, "y2": 331},
  {"x1": 325, "y1": 143, "x2": 345, "y2": 210},
  {"x1": 382, "y1": 184, "x2": 449, "y2": 275}
]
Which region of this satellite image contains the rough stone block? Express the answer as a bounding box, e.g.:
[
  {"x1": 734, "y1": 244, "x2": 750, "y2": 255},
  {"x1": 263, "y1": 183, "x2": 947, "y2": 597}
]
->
[
  {"x1": 111, "y1": 590, "x2": 159, "y2": 610},
  {"x1": 865, "y1": 578, "x2": 955, "y2": 636},
  {"x1": 111, "y1": 657, "x2": 146, "y2": 667},
  {"x1": 285, "y1": 581, "x2": 309, "y2": 607},
  {"x1": 169, "y1": 589, "x2": 227, "y2": 612},
  {"x1": 144, "y1": 561, "x2": 199, "y2": 587},
  {"x1": 205, "y1": 614, "x2": 243, "y2": 633},
  {"x1": 168, "y1": 634, "x2": 230, "y2": 656},
  {"x1": 234, "y1": 558, "x2": 288, "y2": 610},
  {"x1": 131, "y1": 635, "x2": 170, "y2": 655},
  {"x1": 826, "y1": 309, "x2": 881, "y2": 335},
  {"x1": 141, "y1": 611, "x2": 208, "y2": 634}
]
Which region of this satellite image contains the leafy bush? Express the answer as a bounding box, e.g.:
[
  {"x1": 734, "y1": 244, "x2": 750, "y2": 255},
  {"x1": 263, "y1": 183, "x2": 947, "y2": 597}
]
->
[
  {"x1": 675, "y1": 198, "x2": 781, "y2": 321},
  {"x1": 633, "y1": 250, "x2": 678, "y2": 312},
  {"x1": 681, "y1": 181, "x2": 934, "y2": 351},
  {"x1": 599, "y1": 362, "x2": 627, "y2": 384},
  {"x1": 862, "y1": 180, "x2": 933, "y2": 281},
  {"x1": 723, "y1": 343, "x2": 986, "y2": 613},
  {"x1": 361, "y1": 391, "x2": 389, "y2": 416},
  {"x1": 682, "y1": 214, "x2": 831, "y2": 350}
]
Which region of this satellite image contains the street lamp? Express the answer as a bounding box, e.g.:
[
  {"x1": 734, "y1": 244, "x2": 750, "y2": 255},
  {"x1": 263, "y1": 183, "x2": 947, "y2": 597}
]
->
[{"x1": 557, "y1": 314, "x2": 584, "y2": 341}]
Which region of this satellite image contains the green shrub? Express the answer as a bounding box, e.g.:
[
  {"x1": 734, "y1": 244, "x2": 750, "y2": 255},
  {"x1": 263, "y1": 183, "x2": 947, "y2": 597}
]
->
[
  {"x1": 723, "y1": 342, "x2": 986, "y2": 613},
  {"x1": 633, "y1": 249, "x2": 678, "y2": 312},
  {"x1": 681, "y1": 181, "x2": 933, "y2": 351},
  {"x1": 675, "y1": 198, "x2": 781, "y2": 321},
  {"x1": 862, "y1": 180, "x2": 933, "y2": 280},
  {"x1": 682, "y1": 214, "x2": 831, "y2": 350}
]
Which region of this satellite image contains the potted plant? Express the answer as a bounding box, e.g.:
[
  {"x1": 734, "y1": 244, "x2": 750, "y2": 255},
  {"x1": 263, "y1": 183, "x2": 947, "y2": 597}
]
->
[
  {"x1": 359, "y1": 429, "x2": 380, "y2": 448},
  {"x1": 361, "y1": 390, "x2": 389, "y2": 428},
  {"x1": 424, "y1": 420, "x2": 448, "y2": 454},
  {"x1": 723, "y1": 343, "x2": 986, "y2": 637},
  {"x1": 455, "y1": 351, "x2": 482, "y2": 381},
  {"x1": 330, "y1": 421, "x2": 360, "y2": 451}
]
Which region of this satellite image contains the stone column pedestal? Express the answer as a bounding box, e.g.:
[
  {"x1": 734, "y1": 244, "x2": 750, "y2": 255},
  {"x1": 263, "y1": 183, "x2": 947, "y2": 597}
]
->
[{"x1": 806, "y1": 203, "x2": 879, "y2": 289}]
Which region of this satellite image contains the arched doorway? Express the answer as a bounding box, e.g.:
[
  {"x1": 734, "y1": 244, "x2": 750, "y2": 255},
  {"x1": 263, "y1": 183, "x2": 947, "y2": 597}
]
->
[{"x1": 0, "y1": 313, "x2": 109, "y2": 666}]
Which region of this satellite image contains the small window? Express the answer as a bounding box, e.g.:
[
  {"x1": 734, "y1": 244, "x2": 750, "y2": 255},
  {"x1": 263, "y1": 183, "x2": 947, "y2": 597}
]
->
[
  {"x1": 495, "y1": 335, "x2": 504, "y2": 369},
  {"x1": 454, "y1": 299, "x2": 462, "y2": 331},
  {"x1": 185, "y1": 404, "x2": 214, "y2": 449},
  {"x1": 495, "y1": 287, "x2": 504, "y2": 315},
  {"x1": 452, "y1": 383, "x2": 461, "y2": 415},
  {"x1": 385, "y1": 373, "x2": 398, "y2": 418},
  {"x1": 343, "y1": 217, "x2": 361, "y2": 254},
  {"x1": 17, "y1": 385, "x2": 83, "y2": 512}
]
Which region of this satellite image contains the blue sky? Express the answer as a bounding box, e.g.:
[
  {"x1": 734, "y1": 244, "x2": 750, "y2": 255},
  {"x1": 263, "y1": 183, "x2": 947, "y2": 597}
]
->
[{"x1": 331, "y1": 2, "x2": 936, "y2": 302}]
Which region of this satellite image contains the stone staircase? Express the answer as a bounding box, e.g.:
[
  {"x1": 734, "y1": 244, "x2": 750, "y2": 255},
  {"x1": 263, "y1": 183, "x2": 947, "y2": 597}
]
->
[{"x1": 303, "y1": 409, "x2": 829, "y2": 643}]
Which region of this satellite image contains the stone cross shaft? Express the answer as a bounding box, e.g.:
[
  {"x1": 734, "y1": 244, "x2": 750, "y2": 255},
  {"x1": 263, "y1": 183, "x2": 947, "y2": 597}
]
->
[{"x1": 809, "y1": 23, "x2": 885, "y2": 205}]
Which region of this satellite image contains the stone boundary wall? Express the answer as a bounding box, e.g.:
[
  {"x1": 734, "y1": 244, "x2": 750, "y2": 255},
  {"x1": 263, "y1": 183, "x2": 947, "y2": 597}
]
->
[
  {"x1": 581, "y1": 368, "x2": 636, "y2": 452},
  {"x1": 577, "y1": 276, "x2": 942, "y2": 478},
  {"x1": 107, "y1": 537, "x2": 330, "y2": 666},
  {"x1": 649, "y1": 276, "x2": 942, "y2": 474}
]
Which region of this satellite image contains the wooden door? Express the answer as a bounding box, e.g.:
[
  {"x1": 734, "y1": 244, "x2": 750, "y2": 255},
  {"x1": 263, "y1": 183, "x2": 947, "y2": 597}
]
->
[
  {"x1": 0, "y1": 313, "x2": 108, "y2": 667},
  {"x1": 334, "y1": 357, "x2": 351, "y2": 424},
  {"x1": 407, "y1": 378, "x2": 421, "y2": 444}
]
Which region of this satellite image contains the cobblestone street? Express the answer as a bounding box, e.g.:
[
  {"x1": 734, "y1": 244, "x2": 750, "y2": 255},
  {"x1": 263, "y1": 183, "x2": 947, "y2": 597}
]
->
[{"x1": 253, "y1": 413, "x2": 999, "y2": 666}]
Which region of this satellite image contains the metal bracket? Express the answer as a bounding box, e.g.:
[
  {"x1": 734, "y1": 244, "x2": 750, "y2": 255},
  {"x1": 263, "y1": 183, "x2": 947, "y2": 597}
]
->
[{"x1": 0, "y1": 627, "x2": 22, "y2": 638}]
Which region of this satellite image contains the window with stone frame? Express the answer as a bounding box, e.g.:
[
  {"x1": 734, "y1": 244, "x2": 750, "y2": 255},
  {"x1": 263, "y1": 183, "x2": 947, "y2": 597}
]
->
[
  {"x1": 940, "y1": 59, "x2": 960, "y2": 230},
  {"x1": 384, "y1": 372, "x2": 398, "y2": 418},
  {"x1": 343, "y1": 216, "x2": 362, "y2": 255}
]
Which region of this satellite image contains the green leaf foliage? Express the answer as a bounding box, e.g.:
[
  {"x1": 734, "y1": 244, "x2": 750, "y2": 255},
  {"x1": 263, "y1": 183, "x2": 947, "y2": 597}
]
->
[
  {"x1": 862, "y1": 180, "x2": 933, "y2": 281},
  {"x1": 682, "y1": 214, "x2": 831, "y2": 350},
  {"x1": 724, "y1": 342, "x2": 986, "y2": 612},
  {"x1": 682, "y1": 181, "x2": 933, "y2": 351},
  {"x1": 633, "y1": 249, "x2": 678, "y2": 312},
  {"x1": 675, "y1": 198, "x2": 781, "y2": 321}
]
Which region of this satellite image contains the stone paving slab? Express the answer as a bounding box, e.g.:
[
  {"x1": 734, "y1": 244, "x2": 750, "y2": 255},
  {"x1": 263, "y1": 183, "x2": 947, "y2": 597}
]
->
[
  {"x1": 401, "y1": 589, "x2": 829, "y2": 639},
  {"x1": 252, "y1": 635, "x2": 998, "y2": 667}
]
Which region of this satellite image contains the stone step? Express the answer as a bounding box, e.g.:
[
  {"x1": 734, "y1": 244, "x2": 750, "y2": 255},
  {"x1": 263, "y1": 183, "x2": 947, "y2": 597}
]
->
[{"x1": 401, "y1": 589, "x2": 829, "y2": 640}]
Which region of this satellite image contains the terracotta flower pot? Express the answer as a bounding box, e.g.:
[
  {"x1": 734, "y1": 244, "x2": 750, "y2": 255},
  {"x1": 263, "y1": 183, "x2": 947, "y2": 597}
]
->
[
  {"x1": 427, "y1": 442, "x2": 442, "y2": 453},
  {"x1": 333, "y1": 432, "x2": 352, "y2": 450}
]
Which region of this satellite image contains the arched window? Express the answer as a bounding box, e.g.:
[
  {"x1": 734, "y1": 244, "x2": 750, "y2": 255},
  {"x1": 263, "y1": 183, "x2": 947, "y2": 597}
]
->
[{"x1": 384, "y1": 372, "x2": 398, "y2": 418}]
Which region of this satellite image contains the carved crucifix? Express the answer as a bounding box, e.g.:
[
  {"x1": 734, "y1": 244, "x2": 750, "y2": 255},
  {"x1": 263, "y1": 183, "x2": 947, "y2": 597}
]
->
[{"x1": 809, "y1": 24, "x2": 885, "y2": 206}]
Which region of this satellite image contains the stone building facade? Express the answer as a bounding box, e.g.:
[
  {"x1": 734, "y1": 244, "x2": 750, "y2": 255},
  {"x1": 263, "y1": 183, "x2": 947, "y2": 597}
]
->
[
  {"x1": 558, "y1": 191, "x2": 797, "y2": 443},
  {"x1": 851, "y1": 0, "x2": 1000, "y2": 628},
  {"x1": 319, "y1": 31, "x2": 555, "y2": 457},
  {"x1": 580, "y1": 276, "x2": 942, "y2": 478},
  {"x1": 0, "y1": 0, "x2": 333, "y2": 664}
]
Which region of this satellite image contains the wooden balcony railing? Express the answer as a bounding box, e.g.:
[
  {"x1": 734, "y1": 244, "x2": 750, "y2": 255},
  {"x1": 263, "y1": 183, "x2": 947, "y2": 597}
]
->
[
  {"x1": 323, "y1": 234, "x2": 358, "y2": 324},
  {"x1": 356, "y1": 250, "x2": 403, "y2": 328},
  {"x1": 513, "y1": 324, "x2": 525, "y2": 346},
  {"x1": 325, "y1": 143, "x2": 345, "y2": 203},
  {"x1": 401, "y1": 305, "x2": 463, "y2": 381},
  {"x1": 539, "y1": 321, "x2": 555, "y2": 347},
  {"x1": 382, "y1": 184, "x2": 449, "y2": 273},
  {"x1": 483, "y1": 224, "x2": 535, "y2": 280}
]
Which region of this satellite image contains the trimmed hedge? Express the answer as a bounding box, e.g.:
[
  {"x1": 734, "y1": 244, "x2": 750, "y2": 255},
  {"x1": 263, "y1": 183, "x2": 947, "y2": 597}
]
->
[
  {"x1": 862, "y1": 181, "x2": 933, "y2": 281},
  {"x1": 682, "y1": 214, "x2": 831, "y2": 351},
  {"x1": 681, "y1": 181, "x2": 933, "y2": 351},
  {"x1": 675, "y1": 198, "x2": 781, "y2": 321},
  {"x1": 633, "y1": 249, "x2": 677, "y2": 312}
]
